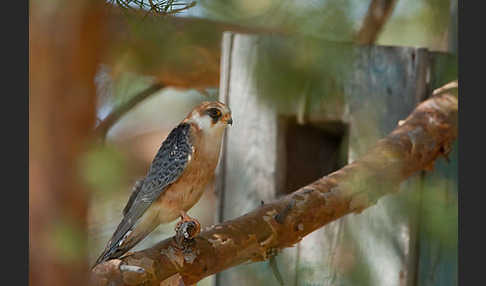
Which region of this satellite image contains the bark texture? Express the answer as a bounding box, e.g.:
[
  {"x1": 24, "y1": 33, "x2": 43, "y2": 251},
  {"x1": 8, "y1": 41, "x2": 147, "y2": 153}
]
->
[{"x1": 91, "y1": 85, "x2": 458, "y2": 286}]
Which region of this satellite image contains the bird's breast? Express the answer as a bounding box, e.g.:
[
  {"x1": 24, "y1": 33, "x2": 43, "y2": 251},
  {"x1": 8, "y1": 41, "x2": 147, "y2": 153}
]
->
[{"x1": 155, "y1": 137, "x2": 221, "y2": 223}]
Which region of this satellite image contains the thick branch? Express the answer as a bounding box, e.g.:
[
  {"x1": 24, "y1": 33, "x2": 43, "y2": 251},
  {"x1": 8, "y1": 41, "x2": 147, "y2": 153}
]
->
[
  {"x1": 91, "y1": 84, "x2": 457, "y2": 285},
  {"x1": 355, "y1": 0, "x2": 398, "y2": 44}
]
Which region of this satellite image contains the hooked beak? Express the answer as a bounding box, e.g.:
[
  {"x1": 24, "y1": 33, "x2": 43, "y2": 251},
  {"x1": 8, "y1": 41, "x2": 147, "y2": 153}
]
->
[{"x1": 226, "y1": 117, "x2": 233, "y2": 126}]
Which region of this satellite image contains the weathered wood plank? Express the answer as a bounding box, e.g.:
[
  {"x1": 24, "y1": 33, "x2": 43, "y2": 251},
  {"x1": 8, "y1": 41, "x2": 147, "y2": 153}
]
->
[
  {"x1": 219, "y1": 34, "x2": 285, "y2": 220},
  {"x1": 216, "y1": 33, "x2": 292, "y2": 286}
]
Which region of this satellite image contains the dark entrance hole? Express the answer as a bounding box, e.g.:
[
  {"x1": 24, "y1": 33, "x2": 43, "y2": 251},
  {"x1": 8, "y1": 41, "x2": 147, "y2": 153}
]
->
[{"x1": 279, "y1": 117, "x2": 348, "y2": 195}]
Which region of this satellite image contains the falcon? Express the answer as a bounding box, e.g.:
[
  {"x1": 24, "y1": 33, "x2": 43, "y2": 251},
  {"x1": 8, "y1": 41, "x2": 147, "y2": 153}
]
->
[{"x1": 94, "y1": 101, "x2": 232, "y2": 266}]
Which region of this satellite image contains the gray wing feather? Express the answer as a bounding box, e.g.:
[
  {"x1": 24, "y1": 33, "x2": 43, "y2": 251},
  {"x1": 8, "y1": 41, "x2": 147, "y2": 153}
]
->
[
  {"x1": 94, "y1": 123, "x2": 193, "y2": 266},
  {"x1": 122, "y1": 178, "x2": 144, "y2": 216}
]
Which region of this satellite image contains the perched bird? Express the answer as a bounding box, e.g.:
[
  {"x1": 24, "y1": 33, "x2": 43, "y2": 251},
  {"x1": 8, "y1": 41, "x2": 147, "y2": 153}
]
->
[{"x1": 94, "y1": 101, "x2": 232, "y2": 266}]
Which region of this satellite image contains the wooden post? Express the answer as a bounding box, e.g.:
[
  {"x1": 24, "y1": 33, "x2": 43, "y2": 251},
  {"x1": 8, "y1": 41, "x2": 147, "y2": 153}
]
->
[{"x1": 217, "y1": 33, "x2": 290, "y2": 286}]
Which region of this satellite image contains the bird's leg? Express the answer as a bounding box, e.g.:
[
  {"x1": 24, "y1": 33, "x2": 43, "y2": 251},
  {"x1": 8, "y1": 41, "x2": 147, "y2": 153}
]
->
[
  {"x1": 174, "y1": 210, "x2": 201, "y2": 246},
  {"x1": 175, "y1": 210, "x2": 190, "y2": 228},
  {"x1": 175, "y1": 210, "x2": 199, "y2": 233}
]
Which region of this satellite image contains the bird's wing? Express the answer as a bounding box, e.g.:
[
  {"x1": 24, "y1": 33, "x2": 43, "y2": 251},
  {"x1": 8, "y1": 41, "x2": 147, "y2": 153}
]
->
[
  {"x1": 94, "y1": 123, "x2": 193, "y2": 266},
  {"x1": 122, "y1": 178, "x2": 144, "y2": 216}
]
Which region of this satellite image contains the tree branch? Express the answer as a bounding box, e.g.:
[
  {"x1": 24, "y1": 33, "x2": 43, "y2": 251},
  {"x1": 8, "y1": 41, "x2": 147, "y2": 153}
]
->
[
  {"x1": 355, "y1": 0, "x2": 398, "y2": 44},
  {"x1": 95, "y1": 83, "x2": 165, "y2": 139},
  {"x1": 91, "y1": 84, "x2": 458, "y2": 286}
]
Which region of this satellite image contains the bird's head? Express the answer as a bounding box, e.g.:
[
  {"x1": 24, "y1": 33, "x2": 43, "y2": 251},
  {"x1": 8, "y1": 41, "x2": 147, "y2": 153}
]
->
[{"x1": 184, "y1": 101, "x2": 232, "y2": 133}]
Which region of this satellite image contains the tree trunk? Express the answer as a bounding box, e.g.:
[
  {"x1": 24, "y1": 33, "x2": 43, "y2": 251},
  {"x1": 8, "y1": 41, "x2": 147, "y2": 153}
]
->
[{"x1": 29, "y1": 1, "x2": 105, "y2": 285}]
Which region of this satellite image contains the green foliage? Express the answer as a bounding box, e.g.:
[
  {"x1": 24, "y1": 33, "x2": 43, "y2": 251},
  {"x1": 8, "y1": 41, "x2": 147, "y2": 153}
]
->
[
  {"x1": 420, "y1": 181, "x2": 457, "y2": 250},
  {"x1": 430, "y1": 53, "x2": 458, "y2": 91},
  {"x1": 79, "y1": 144, "x2": 129, "y2": 196},
  {"x1": 421, "y1": 0, "x2": 452, "y2": 35},
  {"x1": 48, "y1": 217, "x2": 86, "y2": 263},
  {"x1": 199, "y1": 0, "x2": 357, "y2": 42},
  {"x1": 111, "y1": 71, "x2": 156, "y2": 106},
  {"x1": 378, "y1": 0, "x2": 452, "y2": 50}
]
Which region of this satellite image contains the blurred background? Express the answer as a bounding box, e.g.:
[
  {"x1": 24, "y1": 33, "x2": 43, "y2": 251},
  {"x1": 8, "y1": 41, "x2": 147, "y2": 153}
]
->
[{"x1": 29, "y1": 0, "x2": 457, "y2": 286}]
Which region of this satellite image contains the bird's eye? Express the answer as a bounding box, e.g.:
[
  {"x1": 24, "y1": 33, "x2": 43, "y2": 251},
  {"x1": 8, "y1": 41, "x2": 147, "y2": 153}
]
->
[{"x1": 206, "y1": 108, "x2": 222, "y2": 121}]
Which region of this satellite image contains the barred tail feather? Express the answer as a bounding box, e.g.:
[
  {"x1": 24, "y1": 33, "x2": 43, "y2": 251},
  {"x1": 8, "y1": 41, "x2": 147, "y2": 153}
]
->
[{"x1": 92, "y1": 221, "x2": 157, "y2": 268}]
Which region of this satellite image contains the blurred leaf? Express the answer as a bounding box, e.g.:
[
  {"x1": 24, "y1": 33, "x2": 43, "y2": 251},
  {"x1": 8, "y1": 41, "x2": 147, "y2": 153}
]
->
[
  {"x1": 429, "y1": 52, "x2": 458, "y2": 91},
  {"x1": 48, "y1": 218, "x2": 86, "y2": 263},
  {"x1": 79, "y1": 144, "x2": 129, "y2": 196},
  {"x1": 112, "y1": 71, "x2": 156, "y2": 106},
  {"x1": 421, "y1": 0, "x2": 451, "y2": 35},
  {"x1": 200, "y1": 0, "x2": 357, "y2": 41},
  {"x1": 378, "y1": 0, "x2": 452, "y2": 50},
  {"x1": 420, "y1": 177, "x2": 458, "y2": 250}
]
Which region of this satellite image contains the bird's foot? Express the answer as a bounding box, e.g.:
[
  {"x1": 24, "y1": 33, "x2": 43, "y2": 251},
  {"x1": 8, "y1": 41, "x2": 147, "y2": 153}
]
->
[{"x1": 174, "y1": 211, "x2": 201, "y2": 247}]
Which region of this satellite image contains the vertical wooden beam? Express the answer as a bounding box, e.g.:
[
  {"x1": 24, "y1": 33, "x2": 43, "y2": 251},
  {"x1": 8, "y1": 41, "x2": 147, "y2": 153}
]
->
[{"x1": 217, "y1": 33, "x2": 291, "y2": 286}]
